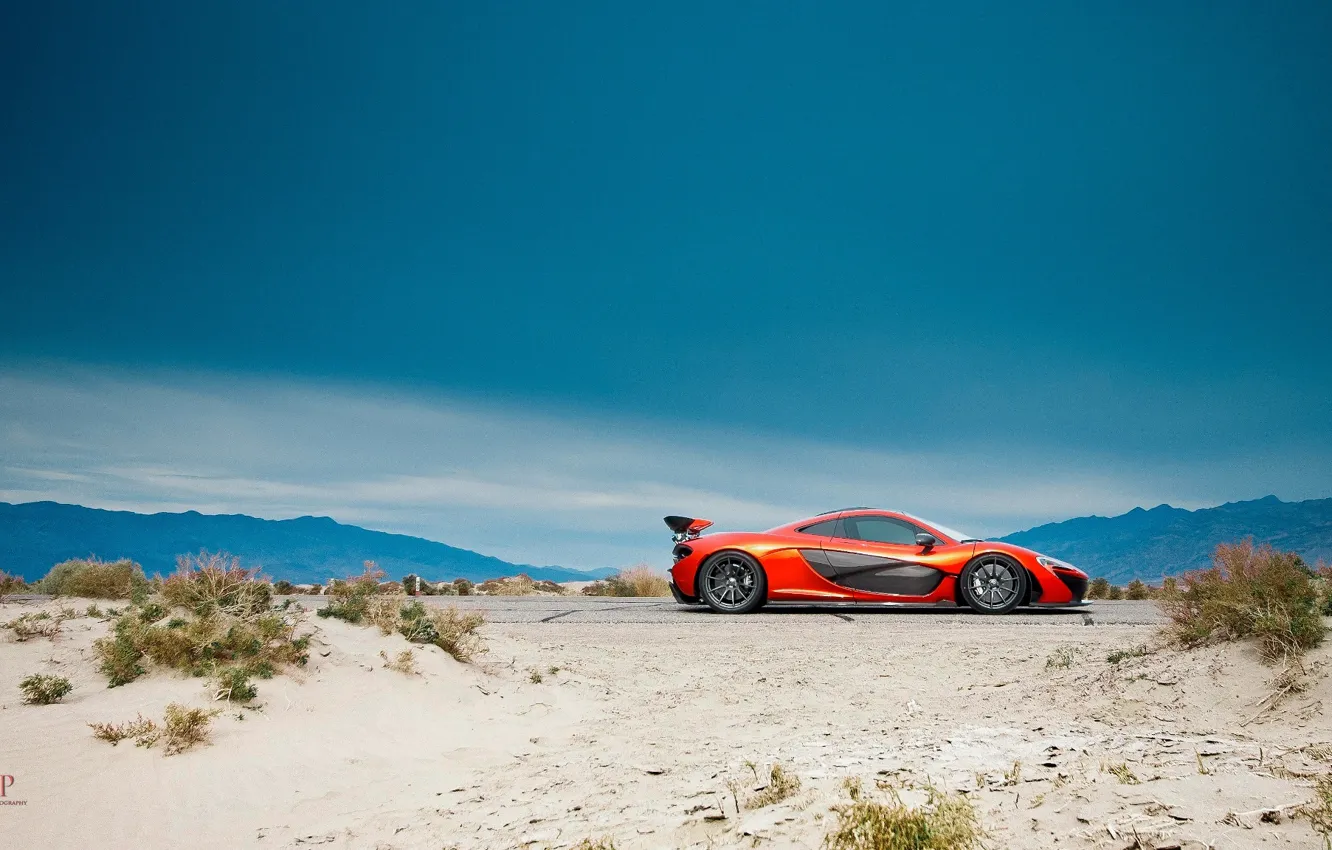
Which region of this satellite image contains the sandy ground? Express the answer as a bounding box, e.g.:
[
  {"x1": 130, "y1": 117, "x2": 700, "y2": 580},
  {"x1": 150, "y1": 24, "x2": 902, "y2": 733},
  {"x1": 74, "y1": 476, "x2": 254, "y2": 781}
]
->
[{"x1": 2, "y1": 598, "x2": 1329, "y2": 849}]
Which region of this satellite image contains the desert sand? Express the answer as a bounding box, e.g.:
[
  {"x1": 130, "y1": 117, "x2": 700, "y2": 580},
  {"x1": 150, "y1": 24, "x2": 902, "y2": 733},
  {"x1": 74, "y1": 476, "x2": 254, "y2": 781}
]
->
[{"x1": 2, "y1": 598, "x2": 1328, "y2": 849}]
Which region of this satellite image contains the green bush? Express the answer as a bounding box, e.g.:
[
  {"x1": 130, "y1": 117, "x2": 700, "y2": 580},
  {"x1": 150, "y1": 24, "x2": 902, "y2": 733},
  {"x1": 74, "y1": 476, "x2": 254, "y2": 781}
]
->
[
  {"x1": 273, "y1": 580, "x2": 295, "y2": 595},
  {"x1": 1162, "y1": 540, "x2": 1325, "y2": 661},
  {"x1": 1125, "y1": 579, "x2": 1149, "y2": 600},
  {"x1": 39, "y1": 558, "x2": 150, "y2": 600},
  {"x1": 19, "y1": 673, "x2": 73, "y2": 704},
  {"x1": 95, "y1": 603, "x2": 308, "y2": 687},
  {"x1": 1087, "y1": 577, "x2": 1110, "y2": 599},
  {"x1": 318, "y1": 563, "x2": 386, "y2": 623},
  {"x1": 215, "y1": 667, "x2": 258, "y2": 702},
  {"x1": 453, "y1": 578, "x2": 473, "y2": 596}
]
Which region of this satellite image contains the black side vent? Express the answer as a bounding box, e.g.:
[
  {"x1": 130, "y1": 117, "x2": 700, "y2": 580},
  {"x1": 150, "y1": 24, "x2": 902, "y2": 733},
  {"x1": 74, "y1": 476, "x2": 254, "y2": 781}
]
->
[{"x1": 672, "y1": 544, "x2": 693, "y2": 563}]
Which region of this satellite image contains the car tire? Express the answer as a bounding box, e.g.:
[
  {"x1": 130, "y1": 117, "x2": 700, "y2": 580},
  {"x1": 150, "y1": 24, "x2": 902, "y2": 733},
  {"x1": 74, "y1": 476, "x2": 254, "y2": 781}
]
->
[
  {"x1": 697, "y1": 551, "x2": 767, "y2": 615},
  {"x1": 958, "y1": 554, "x2": 1028, "y2": 615}
]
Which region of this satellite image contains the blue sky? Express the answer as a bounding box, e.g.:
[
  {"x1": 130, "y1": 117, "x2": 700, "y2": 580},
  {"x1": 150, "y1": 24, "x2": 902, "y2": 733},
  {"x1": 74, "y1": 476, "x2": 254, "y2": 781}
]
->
[{"x1": 2, "y1": 3, "x2": 1330, "y2": 568}]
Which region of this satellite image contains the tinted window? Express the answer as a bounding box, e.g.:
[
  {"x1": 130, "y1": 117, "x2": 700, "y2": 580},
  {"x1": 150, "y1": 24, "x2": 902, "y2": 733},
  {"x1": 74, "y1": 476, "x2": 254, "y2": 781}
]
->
[
  {"x1": 843, "y1": 516, "x2": 920, "y2": 545},
  {"x1": 797, "y1": 519, "x2": 840, "y2": 536}
]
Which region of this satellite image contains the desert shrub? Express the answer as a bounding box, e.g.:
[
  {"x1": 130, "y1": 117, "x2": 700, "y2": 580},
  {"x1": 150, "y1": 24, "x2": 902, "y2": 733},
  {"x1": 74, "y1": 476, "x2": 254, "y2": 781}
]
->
[
  {"x1": 401, "y1": 605, "x2": 485, "y2": 662},
  {"x1": 4, "y1": 611, "x2": 67, "y2": 641},
  {"x1": 1107, "y1": 584, "x2": 1125, "y2": 600},
  {"x1": 401, "y1": 574, "x2": 419, "y2": 596},
  {"x1": 89, "y1": 714, "x2": 159, "y2": 746},
  {"x1": 1160, "y1": 576, "x2": 1179, "y2": 598},
  {"x1": 477, "y1": 574, "x2": 541, "y2": 596},
  {"x1": 453, "y1": 578, "x2": 473, "y2": 595},
  {"x1": 93, "y1": 614, "x2": 148, "y2": 686},
  {"x1": 39, "y1": 557, "x2": 149, "y2": 600},
  {"x1": 273, "y1": 580, "x2": 294, "y2": 595},
  {"x1": 746, "y1": 764, "x2": 801, "y2": 808},
  {"x1": 1161, "y1": 540, "x2": 1325, "y2": 661},
  {"x1": 1125, "y1": 579, "x2": 1149, "y2": 600},
  {"x1": 583, "y1": 566, "x2": 671, "y2": 597},
  {"x1": 318, "y1": 563, "x2": 386, "y2": 623},
  {"x1": 825, "y1": 778, "x2": 984, "y2": 850},
  {"x1": 96, "y1": 603, "x2": 308, "y2": 686},
  {"x1": 19, "y1": 673, "x2": 73, "y2": 704},
  {"x1": 1045, "y1": 647, "x2": 1075, "y2": 669},
  {"x1": 161, "y1": 551, "x2": 271, "y2": 617},
  {"x1": 215, "y1": 667, "x2": 257, "y2": 702},
  {"x1": 0, "y1": 570, "x2": 27, "y2": 600},
  {"x1": 137, "y1": 601, "x2": 167, "y2": 623},
  {"x1": 1087, "y1": 577, "x2": 1111, "y2": 599},
  {"x1": 162, "y1": 703, "x2": 221, "y2": 755}
]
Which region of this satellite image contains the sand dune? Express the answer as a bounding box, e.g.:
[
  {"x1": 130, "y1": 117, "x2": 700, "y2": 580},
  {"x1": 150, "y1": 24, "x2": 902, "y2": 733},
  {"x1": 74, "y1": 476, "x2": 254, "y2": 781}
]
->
[{"x1": 2, "y1": 599, "x2": 1327, "y2": 848}]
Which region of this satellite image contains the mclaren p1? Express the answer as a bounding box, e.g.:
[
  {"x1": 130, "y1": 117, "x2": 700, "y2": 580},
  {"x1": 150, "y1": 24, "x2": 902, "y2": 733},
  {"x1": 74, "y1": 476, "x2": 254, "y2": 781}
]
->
[{"x1": 664, "y1": 508, "x2": 1089, "y2": 615}]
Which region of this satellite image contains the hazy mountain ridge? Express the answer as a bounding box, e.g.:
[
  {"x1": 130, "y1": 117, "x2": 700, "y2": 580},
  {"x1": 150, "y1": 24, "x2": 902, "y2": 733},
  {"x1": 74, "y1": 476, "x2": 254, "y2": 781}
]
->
[
  {"x1": 1000, "y1": 495, "x2": 1332, "y2": 583},
  {"x1": 0, "y1": 501, "x2": 616, "y2": 584}
]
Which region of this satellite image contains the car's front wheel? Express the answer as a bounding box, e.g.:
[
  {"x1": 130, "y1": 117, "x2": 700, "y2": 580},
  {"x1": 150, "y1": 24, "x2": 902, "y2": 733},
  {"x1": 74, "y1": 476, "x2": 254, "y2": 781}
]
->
[
  {"x1": 958, "y1": 554, "x2": 1028, "y2": 614},
  {"x1": 698, "y1": 552, "x2": 767, "y2": 614}
]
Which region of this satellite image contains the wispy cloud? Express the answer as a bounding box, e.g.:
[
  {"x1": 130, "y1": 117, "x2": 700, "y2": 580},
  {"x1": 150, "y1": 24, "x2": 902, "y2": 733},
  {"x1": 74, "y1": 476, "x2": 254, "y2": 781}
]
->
[{"x1": 1, "y1": 364, "x2": 1328, "y2": 568}]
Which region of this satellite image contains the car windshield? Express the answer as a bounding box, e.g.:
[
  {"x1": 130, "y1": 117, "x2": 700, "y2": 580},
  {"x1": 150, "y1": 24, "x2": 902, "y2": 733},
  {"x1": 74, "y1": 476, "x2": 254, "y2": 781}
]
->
[{"x1": 900, "y1": 513, "x2": 980, "y2": 543}]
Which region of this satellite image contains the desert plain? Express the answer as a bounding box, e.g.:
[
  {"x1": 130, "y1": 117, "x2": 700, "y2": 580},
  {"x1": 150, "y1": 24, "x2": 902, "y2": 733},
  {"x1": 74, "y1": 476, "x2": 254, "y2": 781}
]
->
[{"x1": 2, "y1": 597, "x2": 1329, "y2": 849}]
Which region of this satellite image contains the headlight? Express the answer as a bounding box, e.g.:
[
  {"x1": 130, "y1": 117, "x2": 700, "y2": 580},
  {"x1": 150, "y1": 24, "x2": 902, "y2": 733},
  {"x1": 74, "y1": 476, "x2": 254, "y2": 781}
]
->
[{"x1": 1037, "y1": 555, "x2": 1073, "y2": 571}]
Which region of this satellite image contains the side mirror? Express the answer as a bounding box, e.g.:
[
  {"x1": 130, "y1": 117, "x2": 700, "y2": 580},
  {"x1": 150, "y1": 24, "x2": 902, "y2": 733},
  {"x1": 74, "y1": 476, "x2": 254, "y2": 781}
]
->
[{"x1": 915, "y1": 532, "x2": 939, "y2": 549}]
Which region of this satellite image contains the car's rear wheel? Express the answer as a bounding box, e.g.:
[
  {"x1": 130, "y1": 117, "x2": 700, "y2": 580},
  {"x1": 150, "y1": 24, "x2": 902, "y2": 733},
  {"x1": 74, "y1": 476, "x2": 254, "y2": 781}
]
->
[
  {"x1": 958, "y1": 554, "x2": 1027, "y2": 615},
  {"x1": 698, "y1": 552, "x2": 767, "y2": 614}
]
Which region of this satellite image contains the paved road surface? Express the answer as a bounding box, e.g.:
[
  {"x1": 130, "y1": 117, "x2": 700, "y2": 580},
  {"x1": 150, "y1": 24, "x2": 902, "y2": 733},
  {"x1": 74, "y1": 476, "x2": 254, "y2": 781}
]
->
[{"x1": 284, "y1": 596, "x2": 1164, "y2": 625}]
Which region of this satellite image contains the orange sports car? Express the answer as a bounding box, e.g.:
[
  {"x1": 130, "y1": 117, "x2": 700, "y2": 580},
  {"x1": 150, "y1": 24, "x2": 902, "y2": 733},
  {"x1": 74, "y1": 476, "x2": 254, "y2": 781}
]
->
[{"x1": 665, "y1": 508, "x2": 1090, "y2": 615}]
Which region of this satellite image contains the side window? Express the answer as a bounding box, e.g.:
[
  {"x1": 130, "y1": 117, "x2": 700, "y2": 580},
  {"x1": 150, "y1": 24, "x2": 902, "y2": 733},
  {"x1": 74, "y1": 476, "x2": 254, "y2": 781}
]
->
[
  {"x1": 844, "y1": 516, "x2": 920, "y2": 545},
  {"x1": 797, "y1": 519, "x2": 839, "y2": 536}
]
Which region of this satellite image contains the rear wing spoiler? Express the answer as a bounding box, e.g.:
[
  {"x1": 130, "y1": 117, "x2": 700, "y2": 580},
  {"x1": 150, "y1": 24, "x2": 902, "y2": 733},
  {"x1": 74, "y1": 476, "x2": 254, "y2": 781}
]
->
[{"x1": 664, "y1": 515, "x2": 714, "y2": 542}]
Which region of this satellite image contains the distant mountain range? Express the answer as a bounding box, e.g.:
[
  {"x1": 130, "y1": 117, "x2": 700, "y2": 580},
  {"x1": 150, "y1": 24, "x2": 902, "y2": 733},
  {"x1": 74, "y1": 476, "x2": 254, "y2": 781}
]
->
[
  {"x1": 4, "y1": 496, "x2": 1330, "y2": 588},
  {"x1": 0, "y1": 502, "x2": 616, "y2": 585},
  {"x1": 1000, "y1": 495, "x2": 1332, "y2": 583}
]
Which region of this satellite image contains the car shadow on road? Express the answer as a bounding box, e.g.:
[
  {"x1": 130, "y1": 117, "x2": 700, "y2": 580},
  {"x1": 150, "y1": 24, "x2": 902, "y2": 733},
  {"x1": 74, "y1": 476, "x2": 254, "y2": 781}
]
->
[{"x1": 673, "y1": 603, "x2": 1091, "y2": 616}]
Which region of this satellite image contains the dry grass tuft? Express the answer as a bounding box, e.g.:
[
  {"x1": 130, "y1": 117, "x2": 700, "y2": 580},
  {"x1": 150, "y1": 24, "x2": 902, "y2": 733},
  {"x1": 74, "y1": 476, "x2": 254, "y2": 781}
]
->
[
  {"x1": 39, "y1": 557, "x2": 150, "y2": 600},
  {"x1": 19, "y1": 673, "x2": 73, "y2": 704},
  {"x1": 1299, "y1": 774, "x2": 1332, "y2": 843},
  {"x1": 824, "y1": 778, "x2": 984, "y2": 850},
  {"x1": 1161, "y1": 540, "x2": 1326, "y2": 661},
  {"x1": 161, "y1": 551, "x2": 272, "y2": 617},
  {"x1": 397, "y1": 602, "x2": 486, "y2": 662},
  {"x1": 89, "y1": 703, "x2": 218, "y2": 754},
  {"x1": 4, "y1": 610, "x2": 68, "y2": 641},
  {"x1": 162, "y1": 703, "x2": 221, "y2": 754},
  {"x1": 380, "y1": 649, "x2": 417, "y2": 674},
  {"x1": 581, "y1": 566, "x2": 671, "y2": 597},
  {"x1": 1102, "y1": 761, "x2": 1140, "y2": 785},
  {"x1": 89, "y1": 714, "x2": 159, "y2": 746},
  {"x1": 746, "y1": 763, "x2": 802, "y2": 808},
  {"x1": 570, "y1": 840, "x2": 617, "y2": 850}
]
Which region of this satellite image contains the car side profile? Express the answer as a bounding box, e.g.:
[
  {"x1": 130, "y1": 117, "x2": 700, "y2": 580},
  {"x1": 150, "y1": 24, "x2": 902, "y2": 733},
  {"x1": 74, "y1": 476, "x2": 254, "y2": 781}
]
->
[{"x1": 665, "y1": 508, "x2": 1090, "y2": 615}]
